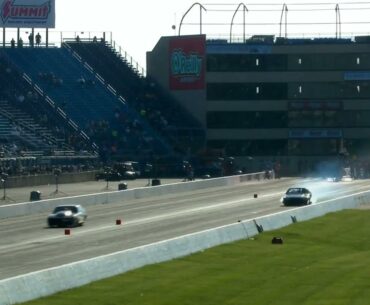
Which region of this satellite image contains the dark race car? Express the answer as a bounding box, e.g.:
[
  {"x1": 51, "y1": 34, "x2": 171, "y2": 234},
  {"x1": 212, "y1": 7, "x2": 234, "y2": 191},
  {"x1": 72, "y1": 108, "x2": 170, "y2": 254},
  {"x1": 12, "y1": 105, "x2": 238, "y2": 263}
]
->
[
  {"x1": 47, "y1": 205, "x2": 87, "y2": 227},
  {"x1": 95, "y1": 171, "x2": 122, "y2": 181},
  {"x1": 281, "y1": 187, "x2": 312, "y2": 206}
]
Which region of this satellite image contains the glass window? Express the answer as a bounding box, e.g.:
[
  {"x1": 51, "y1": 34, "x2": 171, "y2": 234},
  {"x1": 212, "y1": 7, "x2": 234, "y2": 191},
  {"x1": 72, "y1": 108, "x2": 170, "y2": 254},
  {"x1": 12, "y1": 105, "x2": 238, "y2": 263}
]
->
[
  {"x1": 207, "y1": 111, "x2": 287, "y2": 128},
  {"x1": 288, "y1": 139, "x2": 339, "y2": 155},
  {"x1": 207, "y1": 140, "x2": 287, "y2": 156},
  {"x1": 288, "y1": 110, "x2": 340, "y2": 127},
  {"x1": 206, "y1": 54, "x2": 287, "y2": 72},
  {"x1": 207, "y1": 83, "x2": 288, "y2": 100},
  {"x1": 288, "y1": 53, "x2": 370, "y2": 70}
]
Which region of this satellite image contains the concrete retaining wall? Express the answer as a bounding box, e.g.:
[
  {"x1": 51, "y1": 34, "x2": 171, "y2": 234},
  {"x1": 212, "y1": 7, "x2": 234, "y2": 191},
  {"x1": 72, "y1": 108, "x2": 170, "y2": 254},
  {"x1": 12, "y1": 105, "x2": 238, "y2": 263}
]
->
[
  {"x1": 5, "y1": 171, "x2": 99, "y2": 188},
  {"x1": 0, "y1": 172, "x2": 265, "y2": 220},
  {"x1": 0, "y1": 178, "x2": 368, "y2": 305},
  {"x1": 253, "y1": 190, "x2": 370, "y2": 233},
  {"x1": 0, "y1": 220, "x2": 260, "y2": 305}
]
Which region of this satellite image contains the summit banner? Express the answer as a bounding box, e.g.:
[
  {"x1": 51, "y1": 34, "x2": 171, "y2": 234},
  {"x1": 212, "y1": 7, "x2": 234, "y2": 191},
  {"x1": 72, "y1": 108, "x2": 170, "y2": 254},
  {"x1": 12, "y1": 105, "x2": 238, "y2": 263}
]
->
[{"x1": 0, "y1": 0, "x2": 55, "y2": 28}]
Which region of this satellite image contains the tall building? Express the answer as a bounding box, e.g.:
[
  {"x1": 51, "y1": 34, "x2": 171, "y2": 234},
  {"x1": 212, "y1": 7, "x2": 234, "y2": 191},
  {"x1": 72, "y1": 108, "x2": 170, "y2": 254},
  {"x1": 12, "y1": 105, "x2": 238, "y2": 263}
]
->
[{"x1": 147, "y1": 34, "x2": 370, "y2": 174}]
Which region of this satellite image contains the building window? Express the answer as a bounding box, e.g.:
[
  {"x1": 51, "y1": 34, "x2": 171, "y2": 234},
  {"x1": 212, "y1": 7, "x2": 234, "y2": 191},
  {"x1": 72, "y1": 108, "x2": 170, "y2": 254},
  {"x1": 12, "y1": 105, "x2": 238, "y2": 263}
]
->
[
  {"x1": 357, "y1": 85, "x2": 361, "y2": 93},
  {"x1": 256, "y1": 86, "x2": 260, "y2": 94},
  {"x1": 298, "y1": 58, "x2": 302, "y2": 64},
  {"x1": 357, "y1": 57, "x2": 360, "y2": 65},
  {"x1": 299, "y1": 85, "x2": 302, "y2": 94},
  {"x1": 256, "y1": 58, "x2": 259, "y2": 66}
]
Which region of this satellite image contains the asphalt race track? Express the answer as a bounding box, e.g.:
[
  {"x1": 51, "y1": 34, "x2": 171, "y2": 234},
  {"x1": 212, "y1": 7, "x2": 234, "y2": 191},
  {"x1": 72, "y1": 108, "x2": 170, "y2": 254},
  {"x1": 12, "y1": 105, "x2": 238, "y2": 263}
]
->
[{"x1": 1, "y1": 177, "x2": 370, "y2": 280}]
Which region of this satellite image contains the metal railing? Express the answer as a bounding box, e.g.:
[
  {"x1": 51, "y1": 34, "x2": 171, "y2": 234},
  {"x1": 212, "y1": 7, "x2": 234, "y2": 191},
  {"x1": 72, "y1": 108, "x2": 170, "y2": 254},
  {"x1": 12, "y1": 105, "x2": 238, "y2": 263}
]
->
[{"x1": 0, "y1": 29, "x2": 146, "y2": 76}]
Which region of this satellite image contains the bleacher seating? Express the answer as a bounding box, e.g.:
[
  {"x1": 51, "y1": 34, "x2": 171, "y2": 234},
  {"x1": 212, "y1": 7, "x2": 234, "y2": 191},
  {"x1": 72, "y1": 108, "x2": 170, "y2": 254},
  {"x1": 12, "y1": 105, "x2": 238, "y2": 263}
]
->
[
  {"x1": 65, "y1": 41, "x2": 206, "y2": 155},
  {"x1": 0, "y1": 114, "x2": 14, "y2": 139},
  {"x1": 0, "y1": 53, "x2": 97, "y2": 158},
  {"x1": 1, "y1": 47, "x2": 172, "y2": 160}
]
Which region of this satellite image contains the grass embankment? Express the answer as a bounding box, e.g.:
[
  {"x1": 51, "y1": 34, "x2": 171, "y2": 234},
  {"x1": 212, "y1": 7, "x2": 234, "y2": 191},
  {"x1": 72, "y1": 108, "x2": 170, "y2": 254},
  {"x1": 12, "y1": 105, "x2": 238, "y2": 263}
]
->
[{"x1": 24, "y1": 210, "x2": 370, "y2": 305}]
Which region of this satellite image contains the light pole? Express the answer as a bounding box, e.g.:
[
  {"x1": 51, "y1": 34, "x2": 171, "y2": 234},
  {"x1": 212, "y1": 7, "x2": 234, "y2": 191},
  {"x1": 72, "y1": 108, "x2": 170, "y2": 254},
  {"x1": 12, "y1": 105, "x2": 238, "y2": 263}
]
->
[
  {"x1": 104, "y1": 167, "x2": 112, "y2": 190},
  {"x1": 145, "y1": 163, "x2": 153, "y2": 186},
  {"x1": 335, "y1": 4, "x2": 341, "y2": 39},
  {"x1": 178, "y1": 2, "x2": 207, "y2": 36},
  {"x1": 53, "y1": 168, "x2": 61, "y2": 194},
  {"x1": 279, "y1": 4, "x2": 288, "y2": 38},
  {"x1": 1, "y1": 173, "x2": 8, "y2": 200},
  {"x1": 230, "y1": 3, "x2": 248, "y2": 43}
]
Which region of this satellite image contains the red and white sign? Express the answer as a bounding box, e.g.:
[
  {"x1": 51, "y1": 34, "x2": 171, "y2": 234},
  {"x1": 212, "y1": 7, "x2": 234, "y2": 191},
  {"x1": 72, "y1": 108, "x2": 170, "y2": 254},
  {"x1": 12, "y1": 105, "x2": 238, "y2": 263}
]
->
[
  {"x1": 169, "y1": 35, "x2": 206, "y2": 90},
  {"x1": 0, "y1": 0, "x2": 55, "y2": 28}
]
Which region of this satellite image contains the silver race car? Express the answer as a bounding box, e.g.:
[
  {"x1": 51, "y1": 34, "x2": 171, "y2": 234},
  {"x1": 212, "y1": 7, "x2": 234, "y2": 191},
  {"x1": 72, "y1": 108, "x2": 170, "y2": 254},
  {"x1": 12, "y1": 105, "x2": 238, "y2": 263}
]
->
[{"x1": 47, "y1": 205, "x2": 87, "y2": 227}]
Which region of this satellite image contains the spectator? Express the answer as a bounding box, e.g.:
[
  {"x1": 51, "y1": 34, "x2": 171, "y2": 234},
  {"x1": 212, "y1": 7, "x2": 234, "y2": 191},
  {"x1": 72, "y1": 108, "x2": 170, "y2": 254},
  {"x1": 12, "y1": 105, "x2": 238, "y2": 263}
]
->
[
  {"x1": 10, "y1": 38, "x2": 15, "y2": 48},
  {"x1": 28, "y1": 32, "x2": 34, "y2": 47},
  {"x1": 77, "y1": 77, "x2": 86, "y2": 86},
  {"x1": 35, "y1": 33, "x2": 41, "y2": 47},
  {"x1": 76, "y1": 35, "x2": 80, "y2": 42},
  {"x1": 18, "y1": 38, "x2": 23, "y2": 48},
  {"x1": 86, "y1": 79, "x2": 95, "y2": 86},
  {"x1": 93, "y1": 36, "x2": 97, "y2": 43},
  {"x1": 17, "y1": 94, "x2": 25, "y2": 103},
  {"x1": 274, "y1": 161, "x2": 281, "y2": 179}
]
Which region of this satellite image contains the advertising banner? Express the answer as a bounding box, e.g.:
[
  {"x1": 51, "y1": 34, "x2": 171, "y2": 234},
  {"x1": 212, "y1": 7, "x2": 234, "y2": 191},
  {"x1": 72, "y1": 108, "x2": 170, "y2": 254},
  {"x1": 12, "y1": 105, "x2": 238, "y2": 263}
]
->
[
  {"x1": 0, "y1": 0, "x2": 55, "y2": 28},
  {"x1": 169, "y1": 35, "x2": 206, "y2": 90}
]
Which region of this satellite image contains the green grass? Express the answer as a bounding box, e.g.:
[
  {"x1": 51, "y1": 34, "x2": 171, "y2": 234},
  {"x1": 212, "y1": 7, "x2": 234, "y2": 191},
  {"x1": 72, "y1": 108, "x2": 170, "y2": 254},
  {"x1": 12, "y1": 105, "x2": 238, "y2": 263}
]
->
[{"x1": 24, "y1": 210, "x2": 370, "y2": 305}]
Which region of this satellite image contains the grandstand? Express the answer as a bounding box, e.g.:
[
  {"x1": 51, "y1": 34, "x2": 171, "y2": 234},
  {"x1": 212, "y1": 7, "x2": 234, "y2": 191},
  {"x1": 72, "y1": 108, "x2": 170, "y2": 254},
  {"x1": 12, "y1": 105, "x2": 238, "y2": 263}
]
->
[
  {"x1": 0, "y1": 55, "x2": 94, "y2": 156},
  {"x1": 4, "y1": 1, "x2": 370, "y2": 177},
  {"x1": 0, "y1": 36, "x2": 206, "y2": 176}
]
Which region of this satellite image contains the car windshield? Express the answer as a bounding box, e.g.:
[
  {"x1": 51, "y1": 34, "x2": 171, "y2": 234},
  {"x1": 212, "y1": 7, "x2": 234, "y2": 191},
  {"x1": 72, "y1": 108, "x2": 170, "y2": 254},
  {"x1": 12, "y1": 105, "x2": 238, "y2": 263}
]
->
[
  {"x1": 53, "y1": 206, "x2": 78, "y2": 213},
  {"x1": 287, "y1": 188, "x2": 305, "y2": 194}
]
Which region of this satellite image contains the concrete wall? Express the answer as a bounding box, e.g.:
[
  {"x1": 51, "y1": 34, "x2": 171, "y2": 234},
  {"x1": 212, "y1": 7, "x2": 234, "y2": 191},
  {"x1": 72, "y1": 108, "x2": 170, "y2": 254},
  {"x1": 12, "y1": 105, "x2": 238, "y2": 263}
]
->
[
  {"x1": 0, "y1": 172, "x2": 265, "y2": 220},
  {"x1": 0, "y1": 221, "x2": 259, "y2": 305},
  {"x1": 5, "y1": 171, "x2": 98, "y2": 188},
  {"x1": 1, "y1": 175, "x2": 367, "y2": 305}
]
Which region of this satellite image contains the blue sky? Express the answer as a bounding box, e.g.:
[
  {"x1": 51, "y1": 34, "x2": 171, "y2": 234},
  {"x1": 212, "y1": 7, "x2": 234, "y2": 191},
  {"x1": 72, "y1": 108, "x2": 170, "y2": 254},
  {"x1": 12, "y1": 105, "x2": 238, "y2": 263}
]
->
[{"x1": 52, "y1": 0, "x2": 370, "y2": 68}]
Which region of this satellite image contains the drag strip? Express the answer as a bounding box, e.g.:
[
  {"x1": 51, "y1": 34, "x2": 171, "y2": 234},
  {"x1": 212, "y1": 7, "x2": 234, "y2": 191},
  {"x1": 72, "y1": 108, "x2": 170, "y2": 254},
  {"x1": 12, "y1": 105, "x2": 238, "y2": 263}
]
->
[{"x1": 0, "y1": 177, "x2": 369, "y2": 280}]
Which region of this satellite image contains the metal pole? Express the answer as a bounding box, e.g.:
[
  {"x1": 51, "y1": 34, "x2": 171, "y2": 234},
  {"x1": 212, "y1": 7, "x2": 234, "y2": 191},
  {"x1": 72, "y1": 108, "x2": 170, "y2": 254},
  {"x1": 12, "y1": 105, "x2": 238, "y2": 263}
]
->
[
  {"x1": 2, "y1": 28, "x2": 5, "y2": 48},
  {"x1": 200, "y1": 5, "x2": 202, "y2": 34},
  {"x1": 178, "y1": 3, "x2": 207, "y2": 36},
  {"x1": 46, "y1": 28, "x2": 49, "y2": 48},
  {"x1": 279, "y1": 4, "x2": 286, "y2": 38},
  {"x1": 336, "y1": 4, "x2": 341, "y2": 38},
  {"x1": 17, "y1": 28, "x2": 20, "y2": 44},
  {"x1": 230, "y1": 3, "x2": 248, "y2": 43},
  {"x1": 285, "y1": 6, "x2": 288, "y2": 38},
  {"x1": 2, "y1": 181, "x2": 5, "y2": 200},
  {"x1": 243, "y1": 6, "x2": 246, "y2": 42}
]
